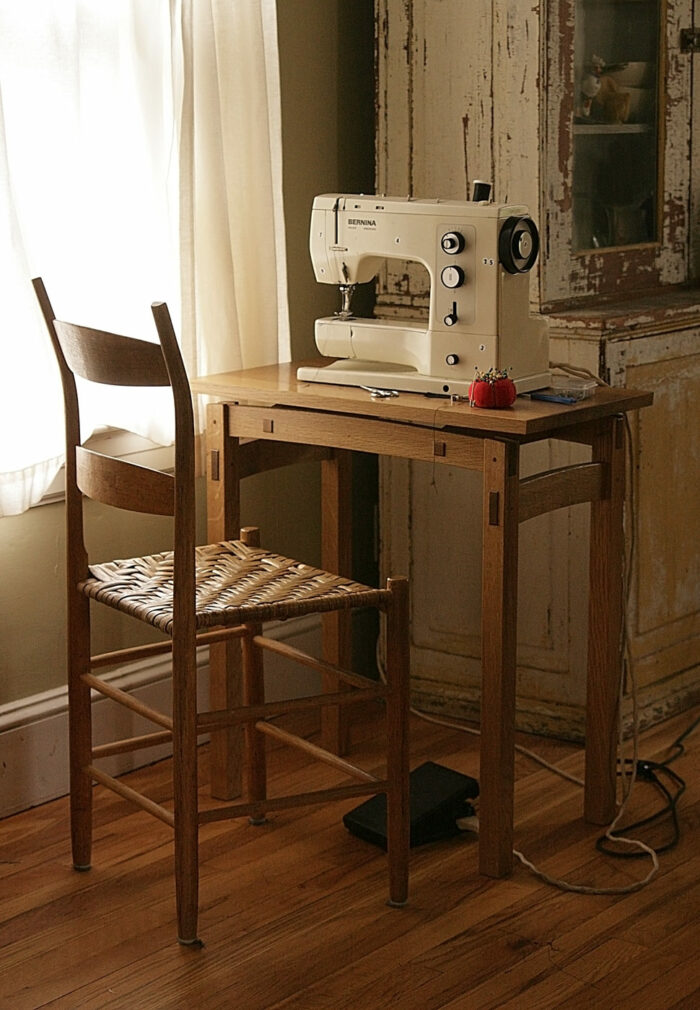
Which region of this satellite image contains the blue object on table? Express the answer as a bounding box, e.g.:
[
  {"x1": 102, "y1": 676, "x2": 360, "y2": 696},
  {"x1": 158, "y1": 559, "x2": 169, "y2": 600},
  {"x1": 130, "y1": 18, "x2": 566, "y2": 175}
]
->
[{"x1": 529, "y1": 392, "x2": 578, "y2": 405}]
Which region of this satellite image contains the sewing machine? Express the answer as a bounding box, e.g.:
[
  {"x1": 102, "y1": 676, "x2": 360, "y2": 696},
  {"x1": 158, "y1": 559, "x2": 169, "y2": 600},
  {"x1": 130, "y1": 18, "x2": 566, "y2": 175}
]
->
[{"x1": 296, "y1": 189, "x2": 550, "y2": 397}]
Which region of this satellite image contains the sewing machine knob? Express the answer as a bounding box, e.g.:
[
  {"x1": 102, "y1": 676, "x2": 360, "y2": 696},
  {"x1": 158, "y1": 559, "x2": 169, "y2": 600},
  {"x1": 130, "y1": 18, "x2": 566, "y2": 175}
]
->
[
  {"x1": 445, "y1": 353, "x2": 460, "y2": 366},
  {"x1": 440, "y1": 265, "x2": 465, "y2": 289},
  {"x1": 517, "y1": 231, "x2": 533, "y2": 258},
  {"x1": 441, "y1": 231, "x2": 465, "y2": 255}
]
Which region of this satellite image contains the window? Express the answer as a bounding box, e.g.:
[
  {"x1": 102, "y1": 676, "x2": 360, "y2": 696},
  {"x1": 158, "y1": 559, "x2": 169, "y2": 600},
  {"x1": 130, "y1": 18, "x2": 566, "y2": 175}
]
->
[
  {"x1": 0, "y1": 0, "x2": 289, "y2": 516},
  {"x1": 0, "y1": 1, "x2": 180, "y2": 514}
]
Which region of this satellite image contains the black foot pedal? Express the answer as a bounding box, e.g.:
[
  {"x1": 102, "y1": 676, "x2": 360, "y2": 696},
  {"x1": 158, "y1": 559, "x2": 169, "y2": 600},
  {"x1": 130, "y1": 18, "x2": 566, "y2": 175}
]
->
[{"x1": 343, "y1": 761, "x2": 479, "y2": 850}]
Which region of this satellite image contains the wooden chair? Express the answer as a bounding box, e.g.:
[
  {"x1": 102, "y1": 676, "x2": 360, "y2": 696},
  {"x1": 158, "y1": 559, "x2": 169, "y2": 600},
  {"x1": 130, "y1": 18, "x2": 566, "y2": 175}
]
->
[{"x1": 33, "y1": 277, "x2": 410, "y2": 946}]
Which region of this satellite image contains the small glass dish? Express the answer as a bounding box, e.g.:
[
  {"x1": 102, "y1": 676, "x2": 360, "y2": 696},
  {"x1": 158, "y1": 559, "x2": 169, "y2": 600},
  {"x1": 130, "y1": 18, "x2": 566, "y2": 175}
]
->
[{"x1": 550, "y1": 374, "x2": 597, "y2": 401}]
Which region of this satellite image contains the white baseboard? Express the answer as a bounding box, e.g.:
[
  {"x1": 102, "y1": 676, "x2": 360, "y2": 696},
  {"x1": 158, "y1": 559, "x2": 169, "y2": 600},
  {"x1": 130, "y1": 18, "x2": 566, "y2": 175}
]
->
[{"x1": 0, "y1": 616, "x2": 321, "y2": 819}]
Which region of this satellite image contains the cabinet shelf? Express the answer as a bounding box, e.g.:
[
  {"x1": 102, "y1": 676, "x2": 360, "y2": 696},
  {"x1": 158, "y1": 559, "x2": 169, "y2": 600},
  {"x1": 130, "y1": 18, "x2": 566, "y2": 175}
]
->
[{"x1": 574, "y1": 122, "x2": 653, "y2": 135}]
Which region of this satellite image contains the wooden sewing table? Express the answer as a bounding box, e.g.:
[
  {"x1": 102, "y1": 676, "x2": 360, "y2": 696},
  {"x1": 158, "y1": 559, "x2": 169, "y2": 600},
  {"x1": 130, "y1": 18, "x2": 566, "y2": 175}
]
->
[{"x1": 192, "y1": 361, "x2": 653, "y2": 878}]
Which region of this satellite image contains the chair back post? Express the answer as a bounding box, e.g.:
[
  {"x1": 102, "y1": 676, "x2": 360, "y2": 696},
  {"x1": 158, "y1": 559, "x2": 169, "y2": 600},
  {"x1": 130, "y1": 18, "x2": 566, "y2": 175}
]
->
[
  {"x1": 150, "y1": 302, "x2": 199, "y2": 941},
  {"x1": 32, "y1": 277, "x2": 88, "y2": 577},
  {"x1": 150, "y1": 301, "x2": 197, "y2": 590},
  {"x1": 32, "y1": 277, "x2": 95, "y2": 869}
]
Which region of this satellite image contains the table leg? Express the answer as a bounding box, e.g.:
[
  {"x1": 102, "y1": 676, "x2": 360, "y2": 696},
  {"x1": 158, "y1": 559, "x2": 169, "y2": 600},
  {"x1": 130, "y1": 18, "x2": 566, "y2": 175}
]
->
[
  {"x1": 320, "y1": 449, "x2": 353, "y2": 755},
  {"x1": 585, "y1": 415, "x2": 626, "y2": 824},
  {"x1": 479, "y1": 439, "x2": 520, "y2": 877},
  {"x1": 206, "y1": 402, "x2": 243, "y2": 800}
]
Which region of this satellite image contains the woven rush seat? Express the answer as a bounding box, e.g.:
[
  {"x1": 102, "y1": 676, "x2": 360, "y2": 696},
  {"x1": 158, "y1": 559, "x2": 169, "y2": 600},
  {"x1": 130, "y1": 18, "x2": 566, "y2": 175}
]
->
[{"x1": 82, "y1": 539, "x2": 389, "y2": 634}]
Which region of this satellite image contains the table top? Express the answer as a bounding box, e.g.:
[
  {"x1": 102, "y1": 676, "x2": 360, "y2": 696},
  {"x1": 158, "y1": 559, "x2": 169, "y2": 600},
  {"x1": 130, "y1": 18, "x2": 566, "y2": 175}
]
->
[{"x1": 192, "y1": 360, "x2": 653, "y2": 438}]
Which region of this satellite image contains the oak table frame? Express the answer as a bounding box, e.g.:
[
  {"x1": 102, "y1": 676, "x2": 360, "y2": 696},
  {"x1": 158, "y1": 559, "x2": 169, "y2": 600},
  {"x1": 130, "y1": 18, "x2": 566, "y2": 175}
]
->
[{"x1": 192, "y1": 361, "x2": 652, "y2": 878}]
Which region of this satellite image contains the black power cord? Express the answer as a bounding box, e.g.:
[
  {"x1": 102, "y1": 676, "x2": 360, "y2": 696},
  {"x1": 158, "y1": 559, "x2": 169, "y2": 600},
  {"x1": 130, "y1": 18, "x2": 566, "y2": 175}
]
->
[{"x1": 596, "y1": 713, "x2": 699, "y2": 859}]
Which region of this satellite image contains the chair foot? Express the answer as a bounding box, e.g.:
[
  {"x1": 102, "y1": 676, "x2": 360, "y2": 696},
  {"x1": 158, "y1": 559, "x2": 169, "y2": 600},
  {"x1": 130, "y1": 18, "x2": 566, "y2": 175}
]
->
[
  {"x1": 386, "y1": 898, "x2": 408, "y2": 909},
  {"x1": 73, "y1": 863, "x2": 92, "y2": 872},
  {"x1": 177, "y1": 936, "x2": 204, "y2": 949},
  {"x1": 248, "y1": 816, "x2": 268, "y2": 826}
]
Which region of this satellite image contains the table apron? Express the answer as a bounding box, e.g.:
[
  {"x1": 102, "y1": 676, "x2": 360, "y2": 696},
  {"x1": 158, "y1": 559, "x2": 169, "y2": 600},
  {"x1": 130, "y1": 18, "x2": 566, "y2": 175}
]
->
[{"x1": 226, "y1": 404, "x2": 485, "y2": 471}]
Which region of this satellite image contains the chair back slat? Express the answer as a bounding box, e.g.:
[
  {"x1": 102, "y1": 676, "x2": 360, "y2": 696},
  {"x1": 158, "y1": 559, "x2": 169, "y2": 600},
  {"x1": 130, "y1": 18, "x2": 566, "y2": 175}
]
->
[
  {"x1": 33, "y1": 278, "x2": 190, "y2": 556},
  {"x1": 76, "y1": 447, "x2": 175, "y2": 516},
  {"x1": 54, "y1": 320, "x2": 170, "y2": 387}
]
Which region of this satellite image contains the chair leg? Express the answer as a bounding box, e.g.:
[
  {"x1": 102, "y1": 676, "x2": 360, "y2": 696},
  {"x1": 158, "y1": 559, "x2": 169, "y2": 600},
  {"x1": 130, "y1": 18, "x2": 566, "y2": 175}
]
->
[
  {"x1": 239, "y1": 526, "x2": 267, "y2": 825},
  {"x1": 384, "y1": 577, "x2": 410, "y2": 907},
  {"x1": 172, "y1": 641, "x2": 201, "y2": 947},
  {"x1": 242, "y1": 626, "x2": 267, "y2": 824},
  {"x1": 174, "y1": 812, "x2": 200, "y2": 946},
  {"x1": 69, "y1": 591, "x2": 93, "y2": 871}
]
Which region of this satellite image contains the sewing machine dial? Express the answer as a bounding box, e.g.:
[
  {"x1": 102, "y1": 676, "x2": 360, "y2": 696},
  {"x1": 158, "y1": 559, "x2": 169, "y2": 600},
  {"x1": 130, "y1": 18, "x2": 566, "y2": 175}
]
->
[
  {"x1": 440, "y1": 265, "x2": 465, "y2": 289},
  {"x1": 441, "y1": 231, "x2": 465, "y2": 255}
]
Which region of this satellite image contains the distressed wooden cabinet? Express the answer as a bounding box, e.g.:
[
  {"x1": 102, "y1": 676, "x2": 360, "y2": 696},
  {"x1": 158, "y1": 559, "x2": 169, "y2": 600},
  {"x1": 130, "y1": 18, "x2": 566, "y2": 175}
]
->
[{"x1": 376, "y1": 0, "x2": 699, "y2": 738}]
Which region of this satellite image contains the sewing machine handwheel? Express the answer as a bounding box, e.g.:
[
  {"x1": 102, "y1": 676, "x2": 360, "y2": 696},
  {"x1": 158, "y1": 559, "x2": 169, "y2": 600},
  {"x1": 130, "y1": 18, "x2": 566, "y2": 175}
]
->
[{"x1": 499, "y1": 216, "x2": 539, "y2": 274}]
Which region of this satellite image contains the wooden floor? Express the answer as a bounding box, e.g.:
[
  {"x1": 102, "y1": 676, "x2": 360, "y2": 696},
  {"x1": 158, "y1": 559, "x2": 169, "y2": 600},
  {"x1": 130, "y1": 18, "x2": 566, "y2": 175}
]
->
[{"x1": 0, "y1": 705, "x2": 698, "y2": 1009}]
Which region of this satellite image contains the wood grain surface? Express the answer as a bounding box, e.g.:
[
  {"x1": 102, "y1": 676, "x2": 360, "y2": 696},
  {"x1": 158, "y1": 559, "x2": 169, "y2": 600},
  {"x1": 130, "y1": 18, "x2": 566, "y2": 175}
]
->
[
  {"x1": 191, "y1": 362, "x2": 653, "y2": 438},
  {"x1": 0, "y1": 705, "x2": 696, "y2": 1009}
]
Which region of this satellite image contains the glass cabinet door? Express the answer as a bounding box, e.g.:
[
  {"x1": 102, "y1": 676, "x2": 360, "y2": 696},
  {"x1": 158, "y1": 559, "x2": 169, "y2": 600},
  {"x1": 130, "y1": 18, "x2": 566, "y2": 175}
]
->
[
  {"x1": 573, "y1": 0, "x2": 661, "y2": 251},
  {"x1": 542, "y1": 0, "x2": 692, "y2": 308}
]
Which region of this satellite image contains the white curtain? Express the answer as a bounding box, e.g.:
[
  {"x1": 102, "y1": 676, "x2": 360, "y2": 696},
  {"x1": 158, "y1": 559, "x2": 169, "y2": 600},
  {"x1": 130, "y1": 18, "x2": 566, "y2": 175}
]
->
[
  {"x1": 0, "y1": 0, "x2": 288, "y2": 516},
  {"x1": 178, "y1": 0, "x2": 290, "y2": 381}
]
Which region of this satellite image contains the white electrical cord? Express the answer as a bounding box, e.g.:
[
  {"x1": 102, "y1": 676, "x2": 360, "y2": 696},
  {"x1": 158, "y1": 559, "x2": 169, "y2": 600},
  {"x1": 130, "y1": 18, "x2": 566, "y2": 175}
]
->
[
  {"x1": 513, "y1": 608, "x2": 660, "y2": 895},
  {"x1": 404, "y1": 705, "x2": 584, "y2": 787},
  {"x1": 549, "y1": 361, "x2": 608, "y2": 386}
]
